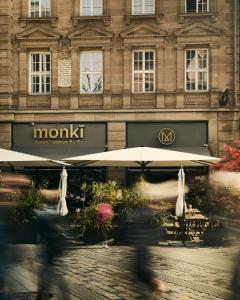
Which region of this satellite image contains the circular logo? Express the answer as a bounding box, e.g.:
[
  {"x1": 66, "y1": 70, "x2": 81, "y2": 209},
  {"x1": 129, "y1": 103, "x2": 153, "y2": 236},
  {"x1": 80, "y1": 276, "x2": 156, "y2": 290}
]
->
[{"x1": 158, "y1": 128, "x2": 175, "y2": 145}]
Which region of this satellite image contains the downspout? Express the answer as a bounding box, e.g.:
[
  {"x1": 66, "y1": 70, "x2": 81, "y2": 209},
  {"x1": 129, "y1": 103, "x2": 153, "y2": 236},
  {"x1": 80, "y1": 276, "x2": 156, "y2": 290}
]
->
[{"x1": 233, "y1": 0, "x2": 238, "y2": 106}]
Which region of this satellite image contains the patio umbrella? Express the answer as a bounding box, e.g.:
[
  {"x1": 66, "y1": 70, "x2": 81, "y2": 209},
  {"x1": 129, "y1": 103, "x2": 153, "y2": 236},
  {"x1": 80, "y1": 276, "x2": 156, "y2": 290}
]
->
[
  {"x1": 175, "y1": 167, "x2": 186, "y2": 217},
  {"x1": 0, "y1": 147, "x2": 69, "y2": 167},
  {"x1": 63, "y1": 147, "x2": 220, "y2": 168},
  {"x1": 57, "y1": 167, "x2": 68, "y2": 216}
]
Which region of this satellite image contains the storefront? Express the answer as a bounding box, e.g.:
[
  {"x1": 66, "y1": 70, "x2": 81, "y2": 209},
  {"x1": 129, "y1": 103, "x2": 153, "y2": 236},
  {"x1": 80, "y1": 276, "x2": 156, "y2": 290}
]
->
[
  {"x1": 12, "y1": 122, "x2": 107, "y2": 159},
  {"x1": 12, "y1": 122, "x2": 107, "y2": 191},
  {"x1": 126, "y1": 121, "x2": 210, "y2": 184}
]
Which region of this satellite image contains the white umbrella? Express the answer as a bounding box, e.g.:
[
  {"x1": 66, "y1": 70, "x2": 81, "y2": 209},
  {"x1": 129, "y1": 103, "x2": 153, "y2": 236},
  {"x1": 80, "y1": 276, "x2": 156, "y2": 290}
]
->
[
  {"x1": 63, "y1": 147, "x2": 220, "y2": 168},
  {"x1": 0, "y1": 148, "x2": 69, "y2": 167},
  {"x1": 57, "y1": 167, "x2": 68, "y2": 216},
  {"x1": 175, "y1": 167, "x2": 187, "y2": 217}
]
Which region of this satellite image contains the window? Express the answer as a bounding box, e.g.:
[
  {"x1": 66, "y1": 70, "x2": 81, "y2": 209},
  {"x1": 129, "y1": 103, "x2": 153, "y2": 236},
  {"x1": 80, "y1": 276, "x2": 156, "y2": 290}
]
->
[
  {"x1": 185, "y1": 49, "x2": 208, "y2": 92},
  {"x1": 29, "y1": 53, "x2": 51, "y2": 94},
  {"x1": 132, "y1": 0, "x2": 155, "y2": 15},
  {"x1": 185, "y1": 0, "x2": 209, "y2": 13},
  {"x1": 30, "y1": 0, "x2": 51, "y2": 17},
  {"x1": 80, "y1": 51, "x2": 103, "y2": 94},
  {"x1": 80, "y1": 0, "x2": 103, "y2": 16},
  {"x1": 133, "y1": 50, "x2": 155, "y2": 93}
]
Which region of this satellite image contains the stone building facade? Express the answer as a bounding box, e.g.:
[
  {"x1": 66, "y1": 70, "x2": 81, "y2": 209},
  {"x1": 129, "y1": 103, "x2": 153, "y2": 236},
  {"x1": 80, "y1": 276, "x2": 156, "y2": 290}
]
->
[{"x1": 0, "y1": 0, "x2": 239, "y2": 180}]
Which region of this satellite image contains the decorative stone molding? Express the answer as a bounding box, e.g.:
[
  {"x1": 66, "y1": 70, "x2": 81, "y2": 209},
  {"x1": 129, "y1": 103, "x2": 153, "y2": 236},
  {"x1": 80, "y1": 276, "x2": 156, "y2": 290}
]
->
[
  {"x1": 124, "y1": 14, "x2": 164, "y2": 26},
  {"x1": 19, "y1": 17, "x2": 58, "y2": 28},
  {"x1": 15, "y1": 25, "x2": 60, "y2": 41},
  {"x1": 177, "y1": 12, "x2": 218, "y2": 24},
  {"x1": 174, "y1": 22, "x2": 222, "y2": 37},
  {"x1": 120, "y1": 23, "x2": 167, "y2": 47},
  {"x1": 72, "y1": 15, "x2": 111, "y2": 27}
]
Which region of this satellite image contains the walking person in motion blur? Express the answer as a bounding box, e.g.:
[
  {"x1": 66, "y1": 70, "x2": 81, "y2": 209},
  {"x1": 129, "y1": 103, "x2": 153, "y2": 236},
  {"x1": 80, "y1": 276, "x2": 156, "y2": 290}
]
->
[
  {"x1": 125, "y1": 179, "x2": 185, "y2": 297},
  {"x1": 35, "y1": 190, "x2": 71, "y2": 300}
]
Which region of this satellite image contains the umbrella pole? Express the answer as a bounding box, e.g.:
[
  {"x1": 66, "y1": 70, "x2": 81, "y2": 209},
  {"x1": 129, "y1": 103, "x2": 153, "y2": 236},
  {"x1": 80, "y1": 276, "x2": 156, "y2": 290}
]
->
[{"x1": 182, "y1": 200, "x2": 186, "y2": 246}]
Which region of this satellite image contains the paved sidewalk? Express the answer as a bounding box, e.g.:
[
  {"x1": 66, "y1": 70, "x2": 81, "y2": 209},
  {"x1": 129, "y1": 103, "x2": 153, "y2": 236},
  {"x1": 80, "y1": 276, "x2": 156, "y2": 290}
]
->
[{"x1": 5, "y1": 244, "x2": 239, "y2": 299}]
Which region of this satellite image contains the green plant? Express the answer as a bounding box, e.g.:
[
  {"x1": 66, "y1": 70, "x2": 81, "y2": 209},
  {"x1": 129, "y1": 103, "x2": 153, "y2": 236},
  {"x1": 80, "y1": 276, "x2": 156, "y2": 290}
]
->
[
  {"x1": 11, "y1": 187, "x2": 44, "y2": 223},
  {"x1": 187, "y1": 179, "x2": 240, "y2": 217},
  {"x1": 76, "y1": 204, "x2": 113, "y2": 233},
  {"x1": 151, "y1": 210, "x2": 172, "y2": 226},
  {"x1": 91, "y1": 181, "x2": 118, "y2": 205}
]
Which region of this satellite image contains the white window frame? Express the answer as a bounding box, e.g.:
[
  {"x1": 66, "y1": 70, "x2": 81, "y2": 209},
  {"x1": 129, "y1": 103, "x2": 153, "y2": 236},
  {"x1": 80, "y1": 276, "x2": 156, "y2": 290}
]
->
[
  {"x1": 185, "y1": 48, "x2": 209, "y2": 92},
  {"x1": 132, "y1": 50, "x2": 155, "y2": 94},
  {"x1": 185, "y1": 0, "x2": 209, "y2": 13},
  {"x1": 80, "y1": 0, "x2": 103, "y2": 16},
  {"x1": 29, "y1": 0, "x2": 51, "y2": 17},
  {"x1": 80, "y1": 51, "x2": 103, "y2": 94},
  {"x1": 132, "y1": 0, "x2": 155, "y2": 15},
  {"x1": 29, "y1": 52, "x2": 51, "y2": 95}
]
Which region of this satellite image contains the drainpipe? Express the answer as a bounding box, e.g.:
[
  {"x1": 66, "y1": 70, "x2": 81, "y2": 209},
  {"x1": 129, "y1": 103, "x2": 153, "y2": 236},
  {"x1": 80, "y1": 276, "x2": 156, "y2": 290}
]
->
[{"x1": 233, "y1": 0, "x2": 238, "y2": 106}]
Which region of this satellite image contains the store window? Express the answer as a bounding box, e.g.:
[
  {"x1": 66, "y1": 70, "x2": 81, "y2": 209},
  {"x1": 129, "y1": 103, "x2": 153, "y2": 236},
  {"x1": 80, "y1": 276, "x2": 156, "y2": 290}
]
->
[
  {"x1": 132, "y1": 0, "x2": 155, "y2": 15},
  {"x1": 80, "y1": 0, "x2": 103, "y2": 16},
  {"x1": 29, "y1": 0, "x2": 51, "y2": 17},
  {"x1": 80, "y1": 51, "x2": 103, "y2": 94},
  {"x1": 29, "y1": 52, "x2": 51, "y2": 94},
  {"x1": 185, "y1": 0, "x2": 209, "y2": 13},
  {"x1": 132, "y1": 50, "x2": 155, "y2": 93},
  {"x1": 185, "y1": 49, "x2": 208, "y2": 92}
]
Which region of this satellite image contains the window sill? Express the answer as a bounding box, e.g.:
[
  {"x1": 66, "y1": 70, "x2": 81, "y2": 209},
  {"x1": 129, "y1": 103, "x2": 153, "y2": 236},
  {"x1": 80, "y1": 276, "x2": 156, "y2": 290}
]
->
[
  {"x1": 19, "y1": 17, "x2": 58, "y2": 28},
  {"x1": 184, "y1": 91, "x2": 209, "y2": 94},
  {"x1": 72, "y1": 15, "x2": 111, "y2": 26},
  {"x1": 124, "y1": 14, "x2": 164, "y2": 25},
  {"x1": 178, "y1": 12, "x2": 218, "y2": 23}
]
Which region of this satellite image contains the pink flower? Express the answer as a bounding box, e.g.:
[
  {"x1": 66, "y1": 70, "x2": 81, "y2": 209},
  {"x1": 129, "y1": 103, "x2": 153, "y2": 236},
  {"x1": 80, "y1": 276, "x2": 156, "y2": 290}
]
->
[{"x1": 96, "y1": 203, "x2": 114, "y2": 225}]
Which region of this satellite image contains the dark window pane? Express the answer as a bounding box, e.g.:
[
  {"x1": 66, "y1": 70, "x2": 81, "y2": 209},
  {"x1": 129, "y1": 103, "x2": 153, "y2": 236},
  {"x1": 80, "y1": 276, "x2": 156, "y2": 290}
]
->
[{"x1": 186, "y1": 0, "x2": 196, "y2": 12}]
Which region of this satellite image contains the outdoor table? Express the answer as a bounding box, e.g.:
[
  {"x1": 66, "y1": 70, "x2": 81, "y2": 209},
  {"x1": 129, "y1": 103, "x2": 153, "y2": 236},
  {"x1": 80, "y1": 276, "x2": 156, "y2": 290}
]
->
[{"x1": 184, "y1": 213, "x2": 209, "y2": 237}]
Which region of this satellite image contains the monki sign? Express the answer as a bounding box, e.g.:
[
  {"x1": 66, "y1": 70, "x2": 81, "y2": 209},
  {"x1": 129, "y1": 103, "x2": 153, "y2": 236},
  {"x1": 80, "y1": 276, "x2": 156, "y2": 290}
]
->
[{"x1": 33, "y1": 124, "x2": 85, "y2": 139}]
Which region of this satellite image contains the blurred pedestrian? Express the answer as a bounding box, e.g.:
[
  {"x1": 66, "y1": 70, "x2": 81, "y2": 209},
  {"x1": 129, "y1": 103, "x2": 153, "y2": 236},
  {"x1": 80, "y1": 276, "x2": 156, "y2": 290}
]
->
[{"x1": 35, "y1": 203, "x2": 70, "y2": 299}]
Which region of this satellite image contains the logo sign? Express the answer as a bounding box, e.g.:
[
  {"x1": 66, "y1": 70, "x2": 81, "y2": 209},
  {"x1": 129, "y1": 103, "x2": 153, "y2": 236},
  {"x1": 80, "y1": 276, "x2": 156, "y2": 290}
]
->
[
  {"x1": 33, "y1": 124, "x2": 85, "y2": 145},
  {"x1": 158, "y1": 128, "x2": 175, "y2": 145}
]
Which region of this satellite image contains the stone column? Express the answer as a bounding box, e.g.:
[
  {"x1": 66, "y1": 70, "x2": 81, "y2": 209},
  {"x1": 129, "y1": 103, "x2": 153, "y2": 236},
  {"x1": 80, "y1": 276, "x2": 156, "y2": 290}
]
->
[
  {"x1": 122, "y1": 46, "x2": 131, "y2": 108},
  {"x1": 70, "y1": 48, "x2": 79, "y2": 109},
  {"x1": 156, "y1": 46, "x2": 165, "y2": 108},
  {"x1": 176, "y1": 44, "x2": 185, "y2": 108},
  {"x1": 51, "y1": 49, "x2": 59, "y2": 109},
  {"x1": 103, "y1": 47, "x2": 112, "y2": 108},
  {"x1": 18, "y1": 48, "x2": 27, "y2": 109},
  {"x1": 210, "y1": 43, "x2": 219, "y2": 107},
  {"x1": 107, "y1": 122, "x2": 126, "y2": 184}
]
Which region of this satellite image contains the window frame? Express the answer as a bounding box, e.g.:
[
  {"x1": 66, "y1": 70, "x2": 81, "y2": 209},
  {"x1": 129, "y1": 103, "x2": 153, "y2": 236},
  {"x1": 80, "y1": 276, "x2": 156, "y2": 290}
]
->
[
  {"x1": 185, "y1": 0, "x2": 209, "y2": 13},
  {"x1": 29, "y1": 52, "x2": 51, "y2": 95},
  {"x1": 185, "y1": 48, "x2": 209, "y2": 92},
  {"x1": 80, "y1": 0, "x2": 103, "y2": 16},
  {"x1": 132, "y1": 50, "x2": 155, "y2": 94},
  {"x1": 29, "y1": 0, "x2": 51, "y2": 17},
  {"x1": 132, "y1": 0, "x2": 155, "y2": 15},
  {"x1": 80, "y1": 51, "x2": 103, "y2": 95}
]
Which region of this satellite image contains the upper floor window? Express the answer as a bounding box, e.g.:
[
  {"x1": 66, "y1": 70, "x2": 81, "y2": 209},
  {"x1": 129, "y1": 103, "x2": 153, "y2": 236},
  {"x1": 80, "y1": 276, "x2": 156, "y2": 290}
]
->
[
  {"x1": 185, "y1": 0, "x2": 209, "y2": 13},
  {"x1": 30, "y1": 0, "x2": 51, "y2": 17},
  {"x1": 185, "y1": 49, "x2": 208, "y2": 92},
  {"x1": 132, "y1": 0, "x2": 155, "y2": 15},
  {"x1": 80, "y1": 51, "x2": 103, "y2": 94},
  {"x1": 80, "y1": 0, "x2": 103, "y2": 16},
  {"x1": 29, "y1": 52, "x2": 51, "y2": 94},
  {"x1": 132, "y1": 50, "x2": 155, "y2": 93}
]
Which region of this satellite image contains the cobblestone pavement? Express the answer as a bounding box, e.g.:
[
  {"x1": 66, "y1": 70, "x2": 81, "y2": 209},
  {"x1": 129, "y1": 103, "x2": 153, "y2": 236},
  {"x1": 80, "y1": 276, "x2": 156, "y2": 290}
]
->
[{"x1": 6, "y1": 244, "x2": 239, "y2": 300}]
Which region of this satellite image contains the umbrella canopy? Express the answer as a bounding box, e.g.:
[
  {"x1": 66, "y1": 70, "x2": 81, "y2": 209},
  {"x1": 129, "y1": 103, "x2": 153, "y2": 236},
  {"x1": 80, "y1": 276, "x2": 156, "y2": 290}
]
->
[
  {"x1": 0, "y1": 148, "x2": 69, "y2": 167},
  {"x1": 63, "y1": 147, "x2": 220, "y2": 168},
  {"x1": 175, "y1": 167, "x2": 186, "y2": 217},
  {"x1": 57, "y1": 167, "x2": 68, "y2": 216}
]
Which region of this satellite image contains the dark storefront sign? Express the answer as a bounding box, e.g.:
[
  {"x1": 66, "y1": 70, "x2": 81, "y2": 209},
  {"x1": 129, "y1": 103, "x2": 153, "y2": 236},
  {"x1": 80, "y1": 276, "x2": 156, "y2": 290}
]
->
[
  {"x1": 127, "y1": 122, "x2": 209, "y2": 155},
  {"x1": 126, "y1": 122, "x2": 209, "y2": 184},
  {"x1": 12, "y1": 123, "x2": 107, "y2": 159}
]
